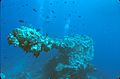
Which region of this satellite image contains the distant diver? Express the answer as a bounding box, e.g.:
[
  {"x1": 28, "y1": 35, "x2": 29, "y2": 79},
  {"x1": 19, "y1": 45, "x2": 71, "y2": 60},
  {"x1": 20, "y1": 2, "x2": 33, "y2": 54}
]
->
[{"x1": 64, "y1": 18, "x2": 71, "y2": 35}]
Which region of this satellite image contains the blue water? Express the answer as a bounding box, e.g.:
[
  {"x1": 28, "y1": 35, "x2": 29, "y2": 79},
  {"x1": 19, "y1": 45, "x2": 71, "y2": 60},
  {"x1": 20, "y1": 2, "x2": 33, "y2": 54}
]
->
[{"x1": 1, "y1": 0, "x2": 120, "y2": 79}]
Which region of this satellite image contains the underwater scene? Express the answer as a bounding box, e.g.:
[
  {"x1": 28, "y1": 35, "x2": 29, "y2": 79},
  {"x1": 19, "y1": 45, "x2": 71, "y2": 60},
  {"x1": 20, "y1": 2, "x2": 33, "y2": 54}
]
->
[{"x1": 0, "y1": 0, "x2": 120, "y2": 79}]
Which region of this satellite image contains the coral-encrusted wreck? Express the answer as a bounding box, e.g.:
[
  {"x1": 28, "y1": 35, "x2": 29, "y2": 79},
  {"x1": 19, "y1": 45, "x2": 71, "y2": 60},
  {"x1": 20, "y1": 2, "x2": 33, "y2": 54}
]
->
[{"x1": 7, "y1": 26, "x2": 95, "y2": 79}]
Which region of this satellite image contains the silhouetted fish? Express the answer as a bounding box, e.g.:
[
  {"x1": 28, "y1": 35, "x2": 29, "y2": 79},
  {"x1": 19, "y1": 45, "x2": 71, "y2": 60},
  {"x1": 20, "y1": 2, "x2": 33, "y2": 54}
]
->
[
  {"x1": 34, "y1": 52, "x2": 40, "y2": 57},
  {"x1": 25, "y1": 4, "x2": 28, "y2": 6},
  {"x1": 68, "y1": 13, "x2": 71, "y2": 17},
  {"x1": 46, "y1": 16, "x2": 50, "y2": 19},
  {"x1": 51, "y1": 10, "x2": 55, "y2": 14},
  {"x1": 54, "y1": 16, "x2": 56, "y2": 18},
  {"x1": 18, "y1": 20, "x2": 24, "y2": 23},
  {"x1": 78, "y1": 15, "x2": 81, "y2": 18},
  {"x1": 72, "y1": 1, "x2": 75, "y2": 4},
  {"x1": 33, "y1": 9, "x2": 37, "y2": 12},
  {"x1": 50, "y1": 3, "x2": 53, "y2": 5},
  {"x1": 45, "y1": 33, "x2": 48, "y2": 37},
  {"x1": 64, "y1": 1, "x2": 67, "y2": 4},
  {"x1": 36, "y1": 29, "x2": 40, "y2": 32}
]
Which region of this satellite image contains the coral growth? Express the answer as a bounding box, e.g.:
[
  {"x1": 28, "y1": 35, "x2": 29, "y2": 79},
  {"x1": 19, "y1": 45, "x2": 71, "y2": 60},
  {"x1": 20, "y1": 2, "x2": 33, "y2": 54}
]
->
[
  {"x1": 0, "y1": 73, "x2": 6, "y2": 79},
  {"x1": 7, "y1": 26, "x2": 60, "y2": 57},
  {"x1": 7, "y1": 26, "x2": 95, "y2": 79}
]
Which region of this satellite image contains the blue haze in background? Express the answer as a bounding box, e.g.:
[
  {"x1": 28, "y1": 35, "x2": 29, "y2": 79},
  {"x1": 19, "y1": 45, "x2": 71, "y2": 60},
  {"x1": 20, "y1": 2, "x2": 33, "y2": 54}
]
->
[{"x1": 1, "y1": 0, "x2": 120, "y2": 78}]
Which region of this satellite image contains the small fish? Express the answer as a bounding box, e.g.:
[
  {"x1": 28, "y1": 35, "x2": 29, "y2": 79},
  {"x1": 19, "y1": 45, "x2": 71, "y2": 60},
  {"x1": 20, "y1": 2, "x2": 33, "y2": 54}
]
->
[
  {"x1": 68, "y1": 13, "x2": 71, "y2": 17},
  {"x1": 25, "y1": 4, "x2": 28, "y2": 6},
  {"x1": 46, "y1": 16, "x2": 50, "y2": 19},
  {"x1": 78, "y1": 15, "x2": 81, "y2": 18},
  {"x1": 36, "y1": 28, "x2": 40, "y2": 32},
  {"x1": 46, "y1": 33, "x2": 48, "y2": 37},
  {"x1": 22, "y1": 5, "x2": 25, "y2": 7},
  {"x1": 50, "y1": 3, "x2": 53, "y2": 5},
  {"x1": 34, "y1": 52, "x2": 40, "y2": 57},
  {"x1": 33, "y1": 9, "x2": 37, "y2": 12},
  {"x1": 18, "y1": 20, "x2": 24, "y2": 23},
  {"x1": 51, "y1": 10, "x2": 55, "y2": 14},
  {"x1": 44, "y1": 33, "x2": 48, "y2": 38},
  {"x1": 64, "y1": 1, "x2": 67, "y2": 4},
  {"x1": 54, "y1": 16, "x2": 56, "y2": 18},
  {"x1": 72, "y1": 1, "x2": 75, "y2": 4}
]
